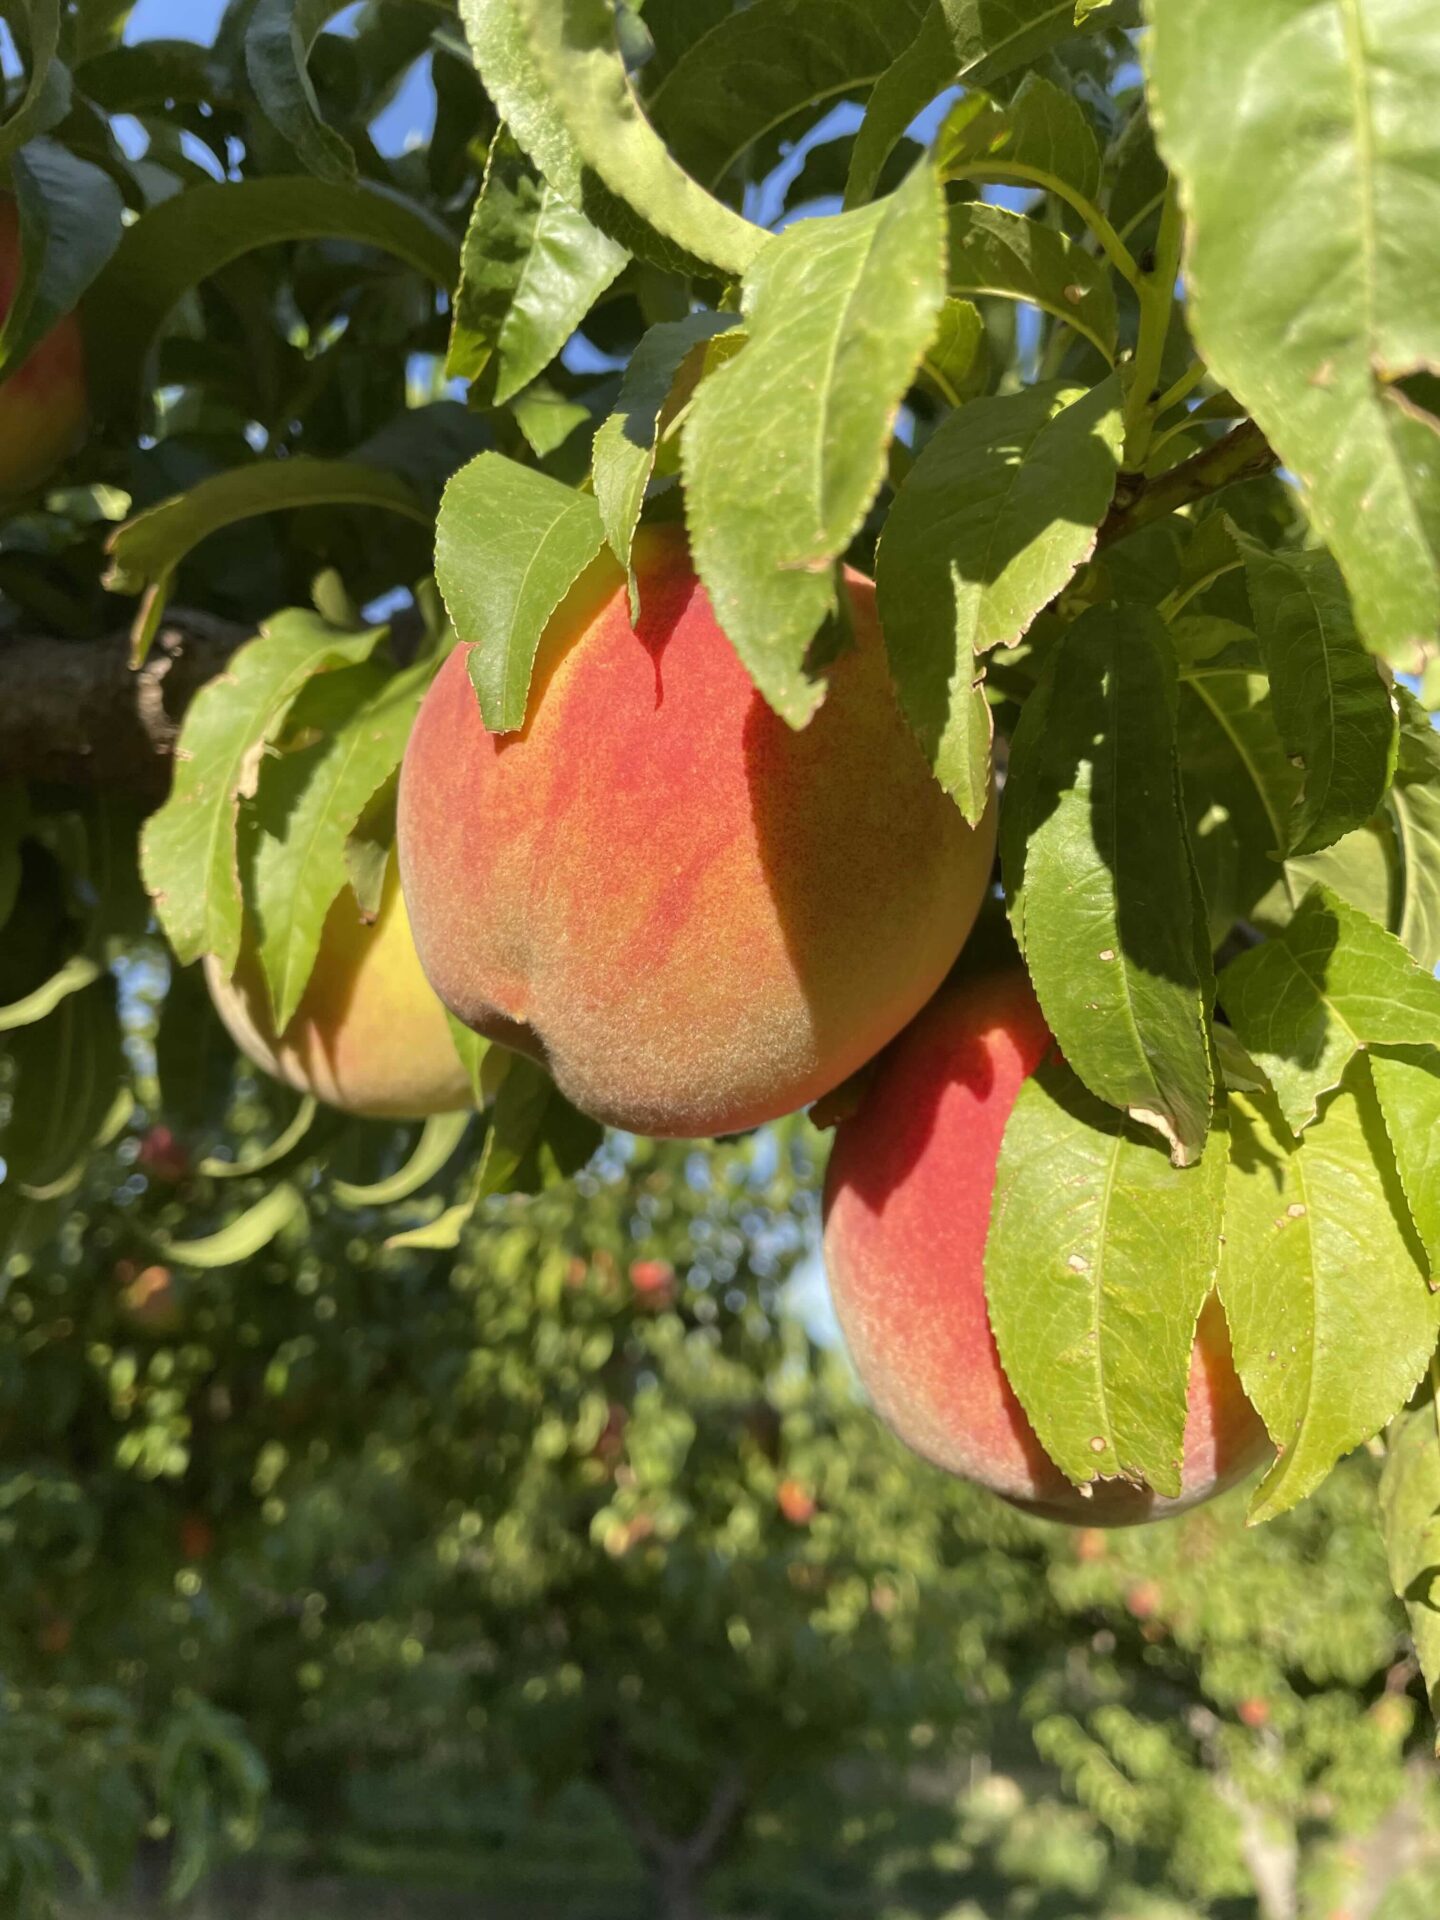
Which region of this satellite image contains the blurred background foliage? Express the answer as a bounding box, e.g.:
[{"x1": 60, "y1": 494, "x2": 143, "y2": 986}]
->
[{"x1": 3, "y1": 3, "x2": 1440, "y2": 1916}]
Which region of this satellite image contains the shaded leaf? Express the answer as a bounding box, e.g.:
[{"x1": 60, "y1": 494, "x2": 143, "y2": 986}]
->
[
  {"x1": 1002, "y1": 604, "x2": 1213, "y2": 1163},
  {"x1": 1221, "y1": 1079, "x2": 1438, "y2": 1523},
  {"x1": 3, "y1": 137, "x2": 123, "y2": 387},
  {"x1": 1379, "y1": 1403, "x2": 1440, "y2": 1745},
  {"x1": 878, "y1": 378, "x2": 1121, "y2": 812},
  {"x1": 447, "y1": 127, "x2": 629, "y2": 405},
  {"x1": 246, "y1": 0, "x2": 357, "y2": 183},
  {"x1": 986, "y1": 1056, "x2": 1228, "y2": 1496},
  {"x1": 919, "y1": 295, "x2": 986, "y2": 405},
  {"x1": 1238, "y1": 536, "x2": 1397, "y2": 857},
  {"x1": 948, "y1": 200, "x2": 1117, "y2": 362},
  {"x1": 435, "y1": 452, "x2": 607, "y2": 733},
  {"x1": 1370, "y1": 1047, "x2": 1440, "y2": 1279},
  {"x1": 936, "y1": 70, "x2": 1102, "y2": 206},
  {"x1": 684, "y1": 161, "x2": 946, "y2": 724},
  {"x1": 331, "y1": 1110, "x2": 473, "y2": 1208},
  {"x1": 1390, "y1": 688, "x2": 1440, "y2": 969},
  {"x1": 0, "y1": 1, "x2": 67, "y2": 167},
  {"x1": 1, "y1": 973, "x2": 122, "y2": 1194},
  {"x1": 1218, "y1": 885, "x2": 1440, "y2": 1135}
]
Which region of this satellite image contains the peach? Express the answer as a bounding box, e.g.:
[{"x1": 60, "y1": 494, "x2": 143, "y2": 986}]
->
[
  {"x1": 822, "y1": 971, "x2": 1271, "y2": 1526},
  {"x1": 398, "y1": 529, "x2": 996, "y2": 1138},
  {"x1": 0, "y1": 197, "x2": 86, "y2": 497},
  {"x1": 205, "y1": 861, "x2": 471, "y2": 1119}
]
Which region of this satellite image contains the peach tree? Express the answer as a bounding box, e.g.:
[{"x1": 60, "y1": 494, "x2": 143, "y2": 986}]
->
[{"x1": 5, "y1": 0, "x2": 1440, "y2": 1829}]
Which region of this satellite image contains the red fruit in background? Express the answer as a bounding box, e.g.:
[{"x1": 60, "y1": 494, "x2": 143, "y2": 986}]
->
[
  {"x1": 822, "y1": 971, "x2": 1273, "y2": 1527},
  {"x1": 777, "y1": 1479, "x2": 817, "y2": 1526},
  {"x1": 136, "y1": 1125, "x2": 191, "y2": 1185},
  {"x1": 116, "y1": 1261, "x2": 181, "y2": 1334},
  {"x1": 629, "y1": 1259, "x2": 677, "y2": 1309},
  {"x1": 0, "y1": 196, "x2": 86, "y2": 496},
  {"x1": 179, "y1": 1514, "x2": 215, "y2": 1562}
]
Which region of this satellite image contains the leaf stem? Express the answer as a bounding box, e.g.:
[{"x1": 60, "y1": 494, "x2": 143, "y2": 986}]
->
[
  {"x1": 1120, "y1": 177, "x2": 1185, "y2": 470},
  {"x1": 1154, "y1": 356, "x2": 1208, "y2": 419}
]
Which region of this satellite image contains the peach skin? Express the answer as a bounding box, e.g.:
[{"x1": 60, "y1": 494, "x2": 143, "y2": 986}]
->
[{"x1": 0, "y1": 197, "x2": 86, "y2": 497}]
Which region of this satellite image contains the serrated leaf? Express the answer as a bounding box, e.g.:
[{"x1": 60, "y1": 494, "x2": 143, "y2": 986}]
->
[
  {"x1": 878, "y1": 378, "x2": 1121, "y2": 811},
  {"x1": 447, "y1": 127, "x2": 629, "y2": 405},
  {"x1": 1390, "y1": 688, "x2": 1440, "y2": 969},
  {"x1": 152, "y1": 1182, "x2": 306, "y2": 1270},
  {"x1": 986, "y1": 1056, "x2": 1228, "y2": 1496},
  {"x1": 1369, "y1": 1046, "x2": 1440, "y2": 1279},
  {"x1": 1379, "y1": 1403, "x2": 1440, "y2": 1743},
  {"x1": 105, "y1": 460, "x2": 430, "y2": 665},
  {"x1": 507, "y1": 0, "x2": 766, "y2": 277},
  {"x1": 2, "y1": 137, "x2": 122, "y2": 387},
  {"x1": 331, "y1": 1110, "x2": 472, "y2": 1208},
  {"x1": 947, "y1": 200, "x2": 1117, "y2": 363},
  {"x1": 1221, "y1": 1079, "x2": 1438, "y2": 1523},
  {"x1": 1238, "y1": 536, "x2": 1397, "y2": 857},
  {"x1": 846, "y1": 0, "x2": 1125, "y2": 208},
  {"x1": 936, "y1": 71, "x2": 1102, "y2": 207},
  {"x1": 1002, "y1": 604, "x2": 1213, "y2": 1163},
  {"x1": 247, "y1": 659, "x2": 432, "y2": 1032},
  {"x1": 86, "y1": 177, "x2": 460, "y2": 424},
  {"x1": 1218, "y1": 885, "x2": 1440, "y2": 1136},
  {"x1": 919, "y1": 296, "x2": 986, "y2": 405},
  {"x1": 1146, "y1": 0, "x2": 1440, "y2": 672},
  {"x1": 140, "y1": 615, "x2": 387, "y2": 974},
  {"x1": 592, "y1": 309, "x2": 737, "y2": 615},
  {"x1": 246, "y1": 0, "x2": 357, "y2": 183},
  {"x1": 684, "y1": 161, "x2": 946, "y2": 724},
  {"x1": 645, "y1": 0, "x2": 928, "y2": 190},
  {"x1": 1178, "y1": 667, "x2": 1300, "y2": 944},
  {"x1": 434, "y1": 452, "x2": 607, "y2": 733}
]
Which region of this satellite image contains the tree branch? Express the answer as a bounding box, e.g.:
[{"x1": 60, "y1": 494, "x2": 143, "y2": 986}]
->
[
  {"x1": 0, "y1": 613, "x2": 247, "y2": 799},
  {"x1": 1097, "y1": 418, "x2": 1279, "y2": 550}
]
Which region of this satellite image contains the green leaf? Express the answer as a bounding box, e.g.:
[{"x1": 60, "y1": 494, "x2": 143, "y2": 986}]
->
[
  {"x1": 1221, "y1": 1080, "x2": 1438, "y2": 1524},
  {"x1": 986, "y1": 1057, "x2": 1229, "y2": 1497},
  {"x1": 0, "y1": 2, "x2": 66, "y2": 167},
  {"x1": 246, "y1": 0, "x2": 357, "y2": 183},
  {"x1": 1371, "y1": 1047, "x2": 1440, "y2": 1279},
  {"x1": 445, "y1": 1014, "x2": 492, "y2": 1107},
  {"x1": 2, "y1": 137, "x2": 123, "y2": 387},
  {"x1": 435, "y1": 452, "x2": 607, "y2": 733},
  {"x1": 846, "y1": 0, "x2": 1123, "y2": 208},
  {"x1": 152, "y1": 1182, "x2": 307, "y2": 1270},
  {"x1": 644, "y1": 0, "x2": 928, "y2": 190},
  {"x1": 1146, "y1": 0, "x2": 1440, "y2": 672},
  {"x1": 1379, "y1": 1403, "x2": 1440, "y2": 1744},
  {"x1": 1002, "y1": 604, "x2": 1213, "y2": 1164},
  {"x1": 1390, "y1": 689, "x2": 1440, "y2": 969},
  {"x1": 1, "y1": 973, "x2": 122, "y2": 1194},
  {"x1": 247, "y1": 660, "x2": 432, "y2": 1033},
  {"x1": 936, "y1": 71, "x2": 1102, "y2": 206},
  {"x1": 919, "y1": 295, "x2": 986, "y2": 405},
  {"x1": 948, "y1": 200, "x2": 1117, "y2": 363},
  {"x1": 877, "y1": 378, "x2": 1122, "y2": 813},
  {"x1": 0, "y1": 952, "x2": 100, "y2": 1031},
  {"x1": 197, "y1": 1097, "x2": 323, "y2": 1181},
  {"x1": 507, "y1": 0, "x2": 766, "y2": 277},
  {"x1": 1238, "y1": 536, "x2": 1398, "y2": 857},
  {"x1": 105, "y1": 460, "x2": 431, "y2": 665},
  {"x1": 1217, "y1": 885, "x2": 1440, "y2": 1136},
  {"x1": 331, "y1": 1110, "x2": 473, "y2": 1208},
  {"x1": 592, "y1": 310, "x2": 737, "y2": 615},
  {"x1": 86, "y1": 177, "x2": 460, "y2": 424},
  {"x1": 140, "y1": 614, "x2": 387, "y2": 974},
  {"x1": 683, "y1": 160, "x2": 946, "y2": 724},
  {"x1": 447, "y1": 128, "x2": 629, "y2": 405}
]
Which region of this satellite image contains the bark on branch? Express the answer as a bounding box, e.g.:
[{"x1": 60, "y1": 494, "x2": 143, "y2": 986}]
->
[
  {"x1": 1097, "y1": 418, "x2": 1279, "y2": 550},
  {"x1": 0, "y1": 612, "x2": 247, "y2": 800}
]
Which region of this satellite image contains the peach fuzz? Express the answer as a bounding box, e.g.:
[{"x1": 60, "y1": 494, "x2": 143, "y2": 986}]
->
[
  {"x1": 0, "y1": 196, "x2": 86, "y2": 497},
  {"x1": 822, "y1": 971, "x2": 1272, "y2": 1526},
  {"x1": 397, "y1": 529, "x2": 996, "y2": 1138},
  {"x1": 205, "y1": 861, "x2": 471, "y2": 1120}
]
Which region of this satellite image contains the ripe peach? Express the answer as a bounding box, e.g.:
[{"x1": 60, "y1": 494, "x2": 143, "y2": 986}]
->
[
  {"x1": 0, "y1": 197, "x2": 86, "y2": 497},
  {"x1": 205, "y1": 861, "x2": 471, "y2": 1120},
  {"x1": 822, "y1": 972, "x2": 1271, "y2": 1526},
  {"x1": 398, "y1": 530, "x2": 996, "y2": 1137}
]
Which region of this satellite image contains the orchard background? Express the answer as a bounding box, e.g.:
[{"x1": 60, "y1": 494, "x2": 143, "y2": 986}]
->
[{"x1": 4, "y1": 0, "x2": 1440, "y2": 1915}]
